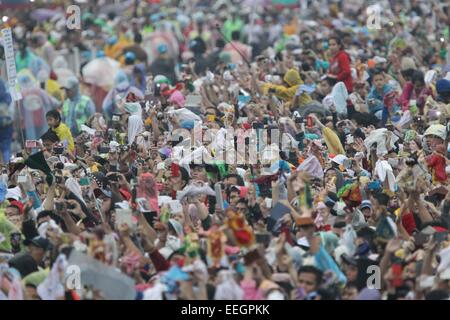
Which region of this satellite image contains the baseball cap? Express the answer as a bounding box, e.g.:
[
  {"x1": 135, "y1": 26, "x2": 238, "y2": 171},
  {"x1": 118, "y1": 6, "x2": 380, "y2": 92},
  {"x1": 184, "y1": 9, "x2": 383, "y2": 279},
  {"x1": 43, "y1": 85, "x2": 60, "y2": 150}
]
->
[
  {"x1": 23, "y1": 236, "x2": 51, "y2": 251},
  {"x1": 360, "y1": 200, "x2": 372, "y2": 210},
  {"x1": 60, "y1": 75, "x2": 79, "y2": 90}
]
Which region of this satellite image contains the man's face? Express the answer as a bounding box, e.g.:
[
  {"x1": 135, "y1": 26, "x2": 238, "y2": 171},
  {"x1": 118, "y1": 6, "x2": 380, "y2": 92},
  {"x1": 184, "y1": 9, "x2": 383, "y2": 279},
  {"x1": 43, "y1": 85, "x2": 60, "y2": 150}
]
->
[
  {"x1": 191, "y1": 166, "x2": 207, "y2": 182},
  {"x1": 298, "y1": 272, "x2": 318, "y2": 294},
  {"x1": 25, "y1": 286, "x2": 40, "y2": 300},
  {"x1": 42, "y1": 139, "x2": 56, "y2": 152},
  {"x1": 344, "y1": 264, "x2": 358, "y2": 282},
  {"x1": 373, "y1": 74, "x2": 385, "y2": 90},
  {"x1": 320, "y1": 80, "x2": 331, "y2": 95},
  {"x1": 361, "y1": 207, "x2": 372, "y2": 220},
  {"x1": 236, "y1": 202, "x2": 248, "y2": 215},
  {"x1": 46, "y1": 116, "x2": 59, "y2": 129},
  {"x1": 342, "y1": 286, "x2": 358, "y2": 300},
  {"x1": 28, "y1": 245, "x2": 45, "y2": 262},
  {"x1": 228, "y1": 191, "x2": 240, "y2": 206},
  {"x1": 64, "y1": 87, "x2": 76, "y2": 99},
  {"x1": 224, "y1": 177, "x2": 238, "y2": 188},
  {"x1": 355, "y1": 84, "x2": 367, "y2": 97},
  {"x1": 157, "y1": 135, "x2": 166, "y2": 148},
  {"x1": 172, "y1": 212, "x2": 185, "y2": 226},
  {"x1": 6, "y1": 206, "x2": 21, "y2": 228}
]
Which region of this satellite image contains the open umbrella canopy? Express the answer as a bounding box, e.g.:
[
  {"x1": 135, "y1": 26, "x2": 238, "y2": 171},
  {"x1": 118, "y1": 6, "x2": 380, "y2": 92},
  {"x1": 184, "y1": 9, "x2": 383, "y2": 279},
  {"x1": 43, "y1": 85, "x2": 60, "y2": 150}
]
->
[{"x1": 82, "y1": 56, "x2": 121, "y2": 91}]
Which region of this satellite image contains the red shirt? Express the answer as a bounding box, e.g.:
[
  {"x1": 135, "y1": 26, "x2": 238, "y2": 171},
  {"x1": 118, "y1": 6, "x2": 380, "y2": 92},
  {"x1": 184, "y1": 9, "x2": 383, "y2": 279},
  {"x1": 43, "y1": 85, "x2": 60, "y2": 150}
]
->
[{"x1": 329, "y1": 50, "x2": 353, "y2": 92}]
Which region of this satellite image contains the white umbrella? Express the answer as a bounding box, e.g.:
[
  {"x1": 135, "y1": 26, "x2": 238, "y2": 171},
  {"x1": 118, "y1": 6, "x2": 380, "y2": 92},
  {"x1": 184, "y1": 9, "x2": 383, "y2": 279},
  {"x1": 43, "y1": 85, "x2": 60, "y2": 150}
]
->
[{"x1": 81, "y1": 57, "x2": 121, "y2": 91}]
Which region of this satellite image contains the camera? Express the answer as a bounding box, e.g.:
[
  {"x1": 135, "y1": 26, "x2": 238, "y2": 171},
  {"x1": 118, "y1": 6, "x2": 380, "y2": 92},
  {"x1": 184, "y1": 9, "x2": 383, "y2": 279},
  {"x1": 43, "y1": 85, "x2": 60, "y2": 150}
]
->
[
  {"x1": 108, "y1": 173, "x2": 119, "y2": 182},
  {"x1": 112, "y1": 114, "x2": 121, "y2": 122},
  {"x1": 55, "y1": 201, "x2": 65, "y2": 212},
  {"x1": 54, "y1": 162, "x2": 65, "y2": 170},
  {"x1": 120, "y1": 145, "x2": 129, "y2": 152},
  {"x1": 98, "y1": 146, "x2": 110, "y2": 154},
  {"x1": 55, "y1": 175, "x2": 65, "y2": 184},
  {"x1": 154, "y1": 83, "x2": 161, "y2": 97},
  {"x1": 53, "y1": 146, "x2": 64, "y2": 155},
  {"x1": 295, "y1": 116, "x2": 304, "y2": 124},
  {"x1": 66, "y1": 201, "x2": 76, "y2": 210}
]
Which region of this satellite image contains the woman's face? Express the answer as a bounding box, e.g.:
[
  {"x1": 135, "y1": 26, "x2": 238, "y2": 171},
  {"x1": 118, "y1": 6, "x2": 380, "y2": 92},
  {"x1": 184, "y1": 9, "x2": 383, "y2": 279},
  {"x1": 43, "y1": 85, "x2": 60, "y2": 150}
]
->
[
  {"x1": 329, "y1": 39, "x2": 339, "y2": 54},
  {"x1": 342, "y1": 286, "x2": 358, "y2": 300},
  {"x1": 172, "y1": 212, "x2": 185, "y2": 225},
  {"x1": 157, "y1": 136, "x2": 166, "y2": 148},
  {"x1": 409, "y1": 140, "x2": 419, "y2": 152},
  {"x1": 414, "y1": 81, "x2": 424, "y2": 91},
  {"x1": 324, "y1": 169, "x2": 336, "y2": 184},
  {"x1": 344, "y1": 264, "x2": 358, "y2": 282}
]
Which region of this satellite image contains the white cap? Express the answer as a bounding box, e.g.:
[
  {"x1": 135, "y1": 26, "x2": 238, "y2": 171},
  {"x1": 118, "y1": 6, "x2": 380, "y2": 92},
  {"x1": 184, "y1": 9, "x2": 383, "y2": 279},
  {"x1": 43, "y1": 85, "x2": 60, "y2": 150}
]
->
[{"x1": 331, "y1": 154, "x2": 348, "y2": 166}]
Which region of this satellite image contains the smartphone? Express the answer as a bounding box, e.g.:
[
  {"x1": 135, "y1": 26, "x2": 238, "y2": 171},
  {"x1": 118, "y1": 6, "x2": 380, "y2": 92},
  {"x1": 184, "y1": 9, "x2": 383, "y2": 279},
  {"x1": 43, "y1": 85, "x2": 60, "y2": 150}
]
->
[
  {"x1": 255, "y1": 233, "x2": 271, "y2": 246},
  {"x1": 17, "y1": 174, "x2": 27, "y2": 183},
  {"x1": 95, "y1": 131, "x2": 103, "y2": 138},
  {"x1": 115, "y1": 208, "x2": 133, "y2": 228},
  {"x1": 214, "y1": 183, "x2": 225, "y2": 211},
  {"x1": 112, "y1": 114, "x2": 121, "y2": 122},
  {"x1": 79, "y1": 177, "x2": 90, "y2": 186},
  {"x1": 53, "y1": 146, "x2": 64, "y2": 155},
  {"x1": 346, "y1": 134, "x2": 354, "y2": 144},
  {"x1": 136, "y1": 198, "x2": 151, "y2": 212},
  {"x1": 55, "y1": 201, "x2": 65, "y2": 212},
  {"x1": 413, "y1": 232, "x2": 429, "y2": 248},
  {"x1": 107, "y1": 173, "x2": 118, "y2": 182},
  {"x1": 25, "y1": 140, "x2": 38, "y2": 148}
]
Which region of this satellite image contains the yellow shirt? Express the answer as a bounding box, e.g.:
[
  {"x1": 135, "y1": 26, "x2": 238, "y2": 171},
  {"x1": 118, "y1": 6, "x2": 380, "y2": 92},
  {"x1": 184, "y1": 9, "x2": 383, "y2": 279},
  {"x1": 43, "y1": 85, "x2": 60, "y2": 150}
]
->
[{"x1": 53, "y1": 123, "x2": 75, "y2": 153}]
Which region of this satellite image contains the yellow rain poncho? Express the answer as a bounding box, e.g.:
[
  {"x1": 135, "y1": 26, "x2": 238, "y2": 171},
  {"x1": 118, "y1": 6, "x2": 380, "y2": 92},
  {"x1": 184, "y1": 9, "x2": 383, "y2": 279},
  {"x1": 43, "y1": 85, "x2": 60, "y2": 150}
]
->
[
  {"x1": 322, "y1": 127, "x2": 345, "y2": 155},
  {"x1": 262, "y1": 69, "x2": 312, "y2": 106}
]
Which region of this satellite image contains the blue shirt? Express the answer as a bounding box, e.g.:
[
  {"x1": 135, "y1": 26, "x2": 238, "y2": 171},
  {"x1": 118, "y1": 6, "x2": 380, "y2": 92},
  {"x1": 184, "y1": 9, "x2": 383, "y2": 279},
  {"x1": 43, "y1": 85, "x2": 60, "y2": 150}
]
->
[{"x1": 366, "y1": 84, "x2": 393, "y2": 114}]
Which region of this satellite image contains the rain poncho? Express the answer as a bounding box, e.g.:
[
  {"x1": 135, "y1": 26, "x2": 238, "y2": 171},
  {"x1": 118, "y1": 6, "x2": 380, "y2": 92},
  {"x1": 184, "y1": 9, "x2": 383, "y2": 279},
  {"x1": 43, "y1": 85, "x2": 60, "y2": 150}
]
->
[
  {"x1": 262, "y1": 69, "x2": 312, "y2": 106},
  {"x1": 124, "y1": 102, "x2": 143, "y2": 145},
  {"x1": 102, "y1": 70, "x2": 144, "y2": 118},
  {"x1": 214, "y1": 270, "x2": 244, "y2": 300},
  {"x1": 17, "y1": 69, "x2": 59, "y2": 140},
  {"x1": 322, "y1": 127, "x2": 345, "y2": 155},
  {"x1": 364, "y1": 128, "x2": 399, "y2": 157}
]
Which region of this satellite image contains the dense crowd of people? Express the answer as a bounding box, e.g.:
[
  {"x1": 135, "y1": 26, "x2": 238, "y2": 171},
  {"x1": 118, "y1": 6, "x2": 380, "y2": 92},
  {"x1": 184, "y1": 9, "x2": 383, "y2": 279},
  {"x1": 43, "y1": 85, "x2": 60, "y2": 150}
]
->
[{"x1": 0, "y1": 0, "x2": 450, "y2": 300}]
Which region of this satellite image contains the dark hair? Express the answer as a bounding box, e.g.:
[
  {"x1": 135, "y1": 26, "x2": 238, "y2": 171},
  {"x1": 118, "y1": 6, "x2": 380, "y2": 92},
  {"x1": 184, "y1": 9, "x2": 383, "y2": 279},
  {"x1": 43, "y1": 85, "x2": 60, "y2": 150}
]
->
[
  {"x1": 45, "y1": 110, "x2": 61, "y2": 122},
  {"x1": 231, "y1": 31, "x2": 241, "y2": 41},
  {"x1": 298, "y1": 265, "x2": 323, "y2": 287},
  {"x1": 372, "y1": 68, "x2": 385, "y2": 77},
  {"x1": 425, "y1": 289, "x2": 449, "y2": 300},
  {"x1": 133, "y1": 32, "x2": 142, "y2": 44},
  {"x1": 351, "y1": 112, "x2": 379, "y2": 127},
  {"x1": 41, "y1": 130, "x2": 60, "y2": 143},
  {"x1": 329, "y1": 36, "x2": 343, "y2": 49},
  {"x1": 216, "y1": 39, "x2": 226, "y2": 49},
  {"x1": 411, "y1": 70, "x2": 425, "y2": 85},
  {"x1": 321, "y1": 76, "x2": 337, "y2": 87},
  {"x1": 224, "y1": 173, "x2": 245, "y2": 186}
]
